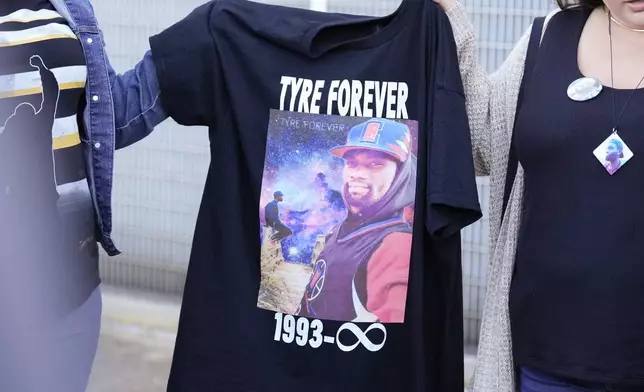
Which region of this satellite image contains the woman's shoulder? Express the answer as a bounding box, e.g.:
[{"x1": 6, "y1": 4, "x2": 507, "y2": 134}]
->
[
  {"x1": 541, "y1": 8, "x2": 564, "y2": 38},
  {"x1": 445, "y1": 3, "x2": 562, "y2": 52},
  {"x1": 544, "y1": 7, "x2": 563, "y2": 24},
  {"x1": 543, "y1": 5, "x2": 593, "y2": 33},
  {"x1": 537, "y1": 5, "x2": 595, "y2": 50}
]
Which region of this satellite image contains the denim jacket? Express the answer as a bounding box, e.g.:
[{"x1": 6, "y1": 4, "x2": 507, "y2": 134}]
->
[{"x1": 50, "y1": 0, "x2": 168, "y2": 256}]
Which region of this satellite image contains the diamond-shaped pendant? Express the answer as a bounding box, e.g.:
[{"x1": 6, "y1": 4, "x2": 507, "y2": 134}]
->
[{"x1": 592, "y1": 132, "x2": 634, "y2": 175}]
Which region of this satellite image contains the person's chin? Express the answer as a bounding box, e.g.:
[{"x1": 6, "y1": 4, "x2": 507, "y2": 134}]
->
[{"x1": 347, "y1": 199, "x2": 367, "y2": 211}]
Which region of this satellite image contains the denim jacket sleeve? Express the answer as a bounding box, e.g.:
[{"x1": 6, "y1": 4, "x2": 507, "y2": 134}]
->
[{"x1": 106, "y1": 48, "x2": 168, "y2": 150}]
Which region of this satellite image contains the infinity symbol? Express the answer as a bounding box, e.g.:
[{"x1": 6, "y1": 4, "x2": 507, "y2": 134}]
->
[{"x1": 335, "y1": 323, "x2": 387, "y2": 352}]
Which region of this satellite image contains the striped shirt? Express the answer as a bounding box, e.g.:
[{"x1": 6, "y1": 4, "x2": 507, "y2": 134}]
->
[{"x1": 0, "y1": 1, "x2": 99, "y2": 317}]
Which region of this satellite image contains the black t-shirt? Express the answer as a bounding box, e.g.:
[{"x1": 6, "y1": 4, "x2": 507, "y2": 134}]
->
[
  {"x1": 512, "y1": 8, "x2": 644, "y2": 386},
  {"x1": 150, "y1": 0, "x2": 481, "y2": 390},
  {"x1": 0, "y1": 0, "x2": 99, "y2": 322}
]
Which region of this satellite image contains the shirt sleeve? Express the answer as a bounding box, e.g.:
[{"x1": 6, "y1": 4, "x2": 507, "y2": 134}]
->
[
  {"x1": 365, "y1": 233, "x2": 412, "y2": 323},
  {"x1": 148, "y1": 1, "x2": 220, "y2": 126},
  {"x1": 425, "y1": 10, "x2": 482, "y2": 238}
]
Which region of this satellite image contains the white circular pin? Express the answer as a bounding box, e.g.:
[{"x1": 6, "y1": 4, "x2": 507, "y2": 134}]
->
[{"x1": 567, "y1": 77, "x2": 603, "y2": 102}]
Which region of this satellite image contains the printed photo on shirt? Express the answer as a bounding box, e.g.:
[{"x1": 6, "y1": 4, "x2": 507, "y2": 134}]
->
[
  {"x1": 257, "y1": 109, "x2": 418, "y2": 323},
  {"x1": 592, "y1": 133, "x2": 634, "y2": 176}
]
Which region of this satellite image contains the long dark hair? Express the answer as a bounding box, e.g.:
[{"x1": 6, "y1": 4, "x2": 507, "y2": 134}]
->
[{"x1": 555, "y1": 0, "x2": 603, "y2": 9}]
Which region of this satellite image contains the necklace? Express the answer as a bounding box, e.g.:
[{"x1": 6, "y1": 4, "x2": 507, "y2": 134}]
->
[
  {"x1": 592, "y1": 9, "x2": 644, "y2": 175},
  {"x1": 602, "y1": 6, "x2": 644, "y2": 33}
]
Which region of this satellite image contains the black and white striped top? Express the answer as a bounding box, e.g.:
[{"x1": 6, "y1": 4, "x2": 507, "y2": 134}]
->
[{"x1": 0, "y1": 3, "x2": 88, "y2": 187}]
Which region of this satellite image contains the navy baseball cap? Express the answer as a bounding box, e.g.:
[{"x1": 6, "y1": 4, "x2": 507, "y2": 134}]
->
[
  {"x1": 329, "y1": 118, "x2": 412, "y2": 163},
  {"x1": 273, "y1": 191, "x2": 284, "y2": 197}
]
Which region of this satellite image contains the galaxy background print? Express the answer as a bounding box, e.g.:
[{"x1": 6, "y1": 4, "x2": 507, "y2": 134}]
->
[{"x1": 257, "y1": 109, "x2": 418, "y2": 315}]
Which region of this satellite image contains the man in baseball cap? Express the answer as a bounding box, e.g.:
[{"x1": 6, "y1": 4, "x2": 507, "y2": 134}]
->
[
  {"x1": 298, "y1": 118, "x2": 417, "y2": 323},
  {"x1": 329, "y1": 118, "x2": 414, "y2": 218}
]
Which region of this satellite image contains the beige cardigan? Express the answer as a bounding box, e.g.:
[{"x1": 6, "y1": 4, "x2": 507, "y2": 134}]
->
[{"x1": 445, "y1": 3, "x2": 561, "y2": 392}]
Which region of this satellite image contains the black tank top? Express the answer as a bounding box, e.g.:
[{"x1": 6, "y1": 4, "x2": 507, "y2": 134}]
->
[{"x1": 511, "y1": 8, "x2": 644, "y2": 385}]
